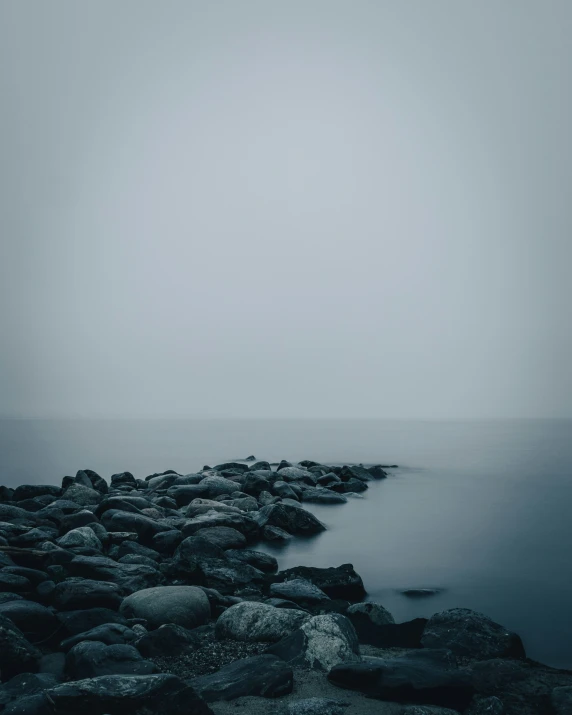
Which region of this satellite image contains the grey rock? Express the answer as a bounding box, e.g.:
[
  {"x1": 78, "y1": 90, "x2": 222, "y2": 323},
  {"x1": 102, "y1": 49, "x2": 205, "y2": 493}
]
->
[
  {"x1": 465, "y1": 696, "x2": 505, "y2": 714},
  {"x1": 56, "y1": 607, "x2": 129, "y2": 636},
  {"x1": 192, "y1": 526, "x2": 246, "y2": 550},
  {"x1": 263, "y1": 525, "x2": 294, "y2": 541},
  {"x1": 120, "y1": 585, "x2": 211, "y2": 629},
  {"x1": 51, "y1": 579, "x2": 123, "y2": 611},
  {"x1": 224, "y1": 548, "x2": 278, "y2": 573},
  {"x1": 135, "y1": 623, "x2": 200, "y2": 658},
  {"x1": 286, "y1": 698, "x2": 350, "y2": 715},
  {"x1": 300, "y1": 488, "x2": 347, "y2": 504},
  {"x1": 347, "y1": 601, "x2": 395, "y2": 626},
  {"x1": 552, "y1": 687, "x2": 572, "y2": 715},
  {"x1": 0, "y1": 613, "x2": 41, "y2": 680},
  {"x1": 215, "y1": 601, "x2": 308, "y2": 643},
  {"x1": 255, "y1": 503, "x2": 325, "y2": 536},
  {"x1": 274, "y1": 564, "x2": 365, "y2": 601},
  {"x1": 60, "y1": 623, "x2": 136, "y2": 651},
  {"x1": 421, "y1": 608, "x2": 526, "y2": 660},
  {"x1": 62, "y1": 484, "x2": 102, "y2": 506},
  {"x1": 65, "y1": 640, "x2": 156, "y2": 679},
  {"x1": 189, "y1": 654, "x2": 293, "y2": 702},
  {"x1": 57, "y1": 526, "x2": 102, "y2": 550},
  {"x1": 0, "y1": 599, "x2": 59, "y2": 640},
  {"x1": 270, "y1": 578, "x2": 330, "y2": 604},
  {"x1": 267, "y1": 613, "x2": 360, "y2": 671}
]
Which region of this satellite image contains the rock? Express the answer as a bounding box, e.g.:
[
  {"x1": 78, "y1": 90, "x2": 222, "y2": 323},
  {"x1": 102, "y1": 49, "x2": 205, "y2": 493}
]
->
[
  {"x1": 101, "y1": 511, "x2": 170, "y2": 546},
  {"x1": 250, "y1": 461, "x2": 271, "y2": 471},
  {"x1": 193, "y1": 557, "x2": 266, "y2": 595},
  {"x1": 330, "y1": 479, "x2": 368, "y2": 493},
  {"x1": 62, "y1": 483, "x2": 102, "y2": 506},
  {"x1": 263, "y1": 526, "x2": 294, "y2": 541},
  {"x1": 0, "y1": 614, "x2": 41, "y2": 680},
  {"x1": 347, "y1": 601, "x2": 395, "y2": 626},
  {"x1": 421, "y1": 609, "x2": 526, "y2": 660},
  {"x1": 51, "y1": 579, "x2": 123, "y2": 611},
  {"x1": 273, "y1": 481, "x2": 300, "y2": 500},
  {"x1": 552, "y1": 687, "x2": 572, "y2": 715},
  {"x1": 152, "y1": 530, "x2": 183, "y2": 554},
  {"x1": 65, "y1": 640, "x2": 156, "y2": 679},
  {"x1": 465, "y1": 696, "x2": 505, "y2": 714},
  {"x1": 267, "y1": 614, "x2": 360, "y2": 671},
  {"x1": 400, "y1": 707, "x2": 460, "y2": 715},
  {"x1": 200, "y1": 477, "x2": 244, "y2": 498},
  {"x1": 192, "y1": 526, "x2": 246, "y2": 550},
  {"x1": 110, "y1": 472, "x2": 137, "y2": 488},
  {"x1": 57, "y1": 607, "x2": 128, "y2": 636},
  {"x1": 274, "y1": 564, "x2": 365, "y2": 601},
  {"x1": 57, "y1": 526, "x2": 102, "y2": 550},
  {"x1": 0, "y1": 592, "x2": 23, "y2": 604},
  {"x1": 270, "y1": 578, "x2": 330, "y2": 604},
  {"x1": 12, "y1": 485, "x2": 61, "y2": 502},
  {"x1": 60, "y1": 623, "x2": 136, "y2": 651},
  {"x1": 367, "y1": 465, "x2": 389, "y2": 478},
  {"x1": 317, "y1": 473, "x2": 342, "y2": 487},
  {"x1": 328, "y1": 649, "x2": 475, "y2": 710},
  {"x1": 66, "y1": 555, "x2": 163, "y2": 593},
  {"x1": 285, "y1": 698, "x2": 350, "y2": 715},
  {"x1": 224, "y1": 548, "x2": 278, "y2": 573},
  {"x1": 180, "y1": 511, "x2": 259, "y2": 541},
  {"x1": 300, "y1": 489, "x2": 348, "y2": 504},
  {"x1": 58, "y1": 510, "x2": 99, "y2": 533},
  {"x1": 213, "y1": 462, "x2": 250, "y2": 473},
  {"x1": 0, "y1": 672, "x2": 59, "y2": 708},
  {"x1": 76, "y1": 469, "x2": 108, "y2": 494},
  {"x1": 0, "y1": 572, "x2": 31, "y2": 593},
  {"x1": 215, "y1": 602, "x2": 308, "y2": 643},
  {"x1": 120, "y1": 585, "x2": 211, "y2": 629},
  {"x1": 276, "y1": 467, "x2": 317, "y2": 485},
  {"x1": 0, "y1": 599, "x2": 59, "y2": 640},
  {"x1": 135, "y1": 623, "x2": 200, "y2": 658},
  {"x1": 348, "y1": 615, "x2": 427, "y2": 648},
  {"x1": 256, "y1": 503, "x2": 325, "y2": 536},
  {"x1": 339, "y1": 465, "x2": 373, "y2": 482},
  {"x1": 46, "y1": 673, "x2": 213, "y2": 715},
  {"x1": 189, "y1": 654, "x2": 293, "y2": 701},
  {"x1": 402, "y1": 588, "x2": 443, "y2": 598}
]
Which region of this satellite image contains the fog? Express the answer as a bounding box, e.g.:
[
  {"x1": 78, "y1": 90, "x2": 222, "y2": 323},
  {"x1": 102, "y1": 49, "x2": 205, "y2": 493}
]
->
[{"x1": 1, "y1": 1, "x2": 571, "y2": 419}]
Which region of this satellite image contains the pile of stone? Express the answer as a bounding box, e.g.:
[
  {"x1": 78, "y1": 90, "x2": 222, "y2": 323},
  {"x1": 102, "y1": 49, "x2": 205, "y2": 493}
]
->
[{"x1": 0, "y1": 459, "x2": 570, "y2": 715}]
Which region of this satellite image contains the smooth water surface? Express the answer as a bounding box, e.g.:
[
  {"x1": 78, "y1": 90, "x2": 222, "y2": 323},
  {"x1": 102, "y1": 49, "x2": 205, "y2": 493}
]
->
[{"x1": 1, "y1": 418, "x2": 571, "y2": 667}]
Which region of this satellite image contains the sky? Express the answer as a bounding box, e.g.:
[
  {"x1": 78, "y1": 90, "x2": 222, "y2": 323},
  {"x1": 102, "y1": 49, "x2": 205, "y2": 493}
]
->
[{"x1": 0, "y1": 0, "x2": 571, "y2": 419}]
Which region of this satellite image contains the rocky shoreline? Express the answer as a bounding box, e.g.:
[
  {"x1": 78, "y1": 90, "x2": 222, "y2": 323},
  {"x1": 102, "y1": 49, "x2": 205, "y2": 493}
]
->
[{"x1": 0, "y1": 458, "x2": 571, "y2": 715}]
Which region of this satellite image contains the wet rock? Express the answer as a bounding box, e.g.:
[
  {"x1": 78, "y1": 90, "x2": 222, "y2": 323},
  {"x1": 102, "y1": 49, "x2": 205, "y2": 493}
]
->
[
  {"x1": 274, "y1": 564, "x2": 366, "y2": 601},
  {"x1": 270, "y1": 578, "x2": 330, "y2": 604},
  {"x1": 0, "y1": 613, "x2": 41, "y2": 680},
  {"x1": 100, "y1": 510, "x2": 170, "y2": 546},
  {"x1": 256, "y1": 503, "x2": 325, "y2": 536},
  {"x1": 348, "y1": 615, "x2": 427, "y2": 648},
  {"x1": 276, "y1": 467, "x2": 317, "y2": 485},
  {"x1": 189, "y1": 653, "x2": 293, "y2": 702},
  {"x1": 216, "y1": 601, "x2": 308, "y2": 643},
  {"x1": 76, "y1": 469, "x2": 108, "y2": 495},
  {"x1": 56, "y1": 607, "x2": 128, "y2": 636},
  {"x1": 58, "y1": 510, "x2": 99, "y2": 533},
  {"x1": 402, "y1": 588, "x2": 443, "y2": 598},
  {"x1": 62, "y1": 483, "x2": 102, "y2": 506},
  {"x1": 267, "y1": 613, "x2": 360, "y2": 671},
  {"x1": 0, "y1": 599, "x2": 59, "y2": 640},
  {"x1": 347, "y1": 601, "x2": 395, "y2": 625},
  {"x1": 214, "y1": 462, "x2": 250, "y2": 473},
  {"x1": 181, "y1": 510, "x2": 259, "y2": 541},
  {"x1": 66, "y1": 555, "x2": 163, "y2": 593},
  {"x1": 65, "y1": 640, "x2": 156, "y2": 679},
  {"x1": 193, "y1": 526, "x2": 246, "y2": 550},
  {"x1": 328, "y1": 649, "x2": 475, "y2": 710},
  {"x1": 331, "y1": 479, "x2": 368, "y2": 493},
  {"x1": 110, "y1": 472, "x2": 138, "y2": 488},
  {"x1": 421, "y1": 609, "x2": 526, "y2": 660},
  {"x1": 250, "y1": 461, "x2": 271, "y2": 471},
  {"x1": 0, "y1": 592, "x2": 23, "y2": 604},
  {"x1": 120, "y1": 585, "x2": 211, "y2": 629},
  {"x1": 12, "y1": 485, "x2": 61, "y2": 502},
  {"x1": 465, "y1": 695, "x2": 505, "y2": 714},
  {"x1": 551, "y1": 687, "x2": 572, "y2": 715},
  {"x1": 300, "y1": 488, "x2": 348, "y2": 504},
  {"x1": 46, "y1": 673, "x2": 213, "y2": 715},
  {"x1": 285, "y1": 698, "x2": 350, "y2": 715},
  {"x1": 400, "y1": 707, "x2": 460, "y2": 715},
  {"x1": 200, "y1": 477, "x2": 243, "y2": 498},
  {"x1": 135, "y1": 623, "x2": 200, "y2": 658},
  {"x1": 224, "y1": 548, "x2": 278, "y2": 573},
  {"x1": 366, "y1": 465, "x2": 389, "y2": 478},
  {"x1": 51, "y1": 578, "x2": 122, "y2": 611},
  {"x1": 57, "y1": 526, "x2": 103, "y2": 550},
  {"x1": 60, "y1": 623, "x2": 136, "y2": 651},
  {"x1": 262, "y1": 525, "x2": 294, "y2": 541},
  {"x1": 0, "y1": 571, "x2": 31, "y2": 593}
]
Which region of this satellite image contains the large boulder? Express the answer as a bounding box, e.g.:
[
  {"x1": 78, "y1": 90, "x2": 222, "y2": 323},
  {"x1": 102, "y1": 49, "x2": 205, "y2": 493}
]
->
[
  {"x1": 215, "y1": 602, "x2": 308, "y2": 643},
  {"x1": 56, "y1": 526, "x2": 102, "y2": 550},
  {"x1": 328, "y1": 649, "x2": 475, "y2": 710},
  {"x1": 0, "y1": 614, "x2": 41, "y2": 681},
  {"x1": 189, "y1": 654, "x2": 293, "y2": 702},
  {"x1": 267, "y1": 614, "x2": 360, "y2": 671},
  {"x1": 46, "y1": 673, "x2": 213, "y2": 715},
  {"x1": 65, "y1": 641, "x2": 156, "y2": 679},
  {"x1": 66, "y1": 555, "x2": 163, "y2": 594},
  {"x1": 180, "y1": 511, "x2": 259, "y2": 541},
  {"x1": 192, "y1": 526, "x2": 246, "y2": 550},
  {"x1": 62, "y1": 484, "x2": 102, "y2": 506},
  {"x1": 255, "y1": 503, "x2": 325, "y2": 536},
  {"x1": 273, "y1": 564, "x2": 365, "y2": 601},
  {"x1": 346, "y1": 601, "x2": 395, "y2": 626},
  {"x1": 12, "y1": 485, "x2": 61, "y2": 502},
  {"x1": 100, "y1": 511, "x2": 170, "y2": 546},
  {"x1": 421, "y1": 609, "x2": 526, "y2": 660},
  {"x1": 120, "y1": 585, "x2": 210, "y2": 629},
  {"x1": 270, "y1": 578, "x2": 330, "y2": 604},
  {"x1": 276, "y1": 467, "x2": 317, "y2": 485},
  {"x1": 224, "y1": 549, "x2": 278, "y2": 573}
]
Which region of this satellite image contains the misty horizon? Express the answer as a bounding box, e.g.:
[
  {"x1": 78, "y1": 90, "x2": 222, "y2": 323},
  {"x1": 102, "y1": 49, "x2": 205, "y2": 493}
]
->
[{"x1": 1, "y1": 1, "x2": 571, "y2": 420}]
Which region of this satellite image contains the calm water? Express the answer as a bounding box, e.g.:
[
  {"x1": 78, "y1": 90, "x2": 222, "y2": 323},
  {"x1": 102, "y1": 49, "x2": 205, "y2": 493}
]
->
[{"x1": 1, "y1": 418, "x2": 571, "y2": 668}]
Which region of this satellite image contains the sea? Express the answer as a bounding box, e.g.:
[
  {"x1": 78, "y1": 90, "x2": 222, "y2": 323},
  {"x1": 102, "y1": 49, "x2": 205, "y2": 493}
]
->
[{"x1": 1, "y1": 418, "x2": 571, "y2": 668}]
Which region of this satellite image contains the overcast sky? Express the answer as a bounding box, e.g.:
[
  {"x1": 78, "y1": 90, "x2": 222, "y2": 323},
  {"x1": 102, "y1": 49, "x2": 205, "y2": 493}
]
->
[{"x1": 0, "y1": 1, "x2": 570, "y2": 419}]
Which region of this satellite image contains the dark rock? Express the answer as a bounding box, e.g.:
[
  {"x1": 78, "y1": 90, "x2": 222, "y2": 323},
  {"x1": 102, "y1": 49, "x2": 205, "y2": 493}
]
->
[
  {"x1": 262, "y1": 526, "x2": 294, "y2": 541},
  {"x1": 77, "y1": 469, "x2": 109, "y2": 495},
  {"x1": 213, "y1": 462, "x2": 250, "y2": 473},
  {"x1": 300, "y1": 488, "x2": 348, "y2": 504},
  {"x1": 328, "y1": 649, "x2": 475, "y2": 710},
  {"x1": 152, "y1": 529, "x2": 183, "y2": 554},
  {"x1": 274, "y1": 564, "x2": 365, "y2": 601},
  {"x1": 267, "y1": 614, "x2": 360, "y2": 671},
  {"x1": 273, "y1": 481, "x2": 300, "y2": 500},
  {"x1": 189, "y1": 653, "x2": 293, "y2": 702},
  {"x1": 276, "y1": 467, "x2": 317, "y2": 485},
  {"x1": 12, "y1": 485, "x2": 61, "y2": 502},
  {"x1": 224, "y1": 548, "x2": 278, "y2": 573},
  {"x1": 180, "y1": 511, "x2": 259, "y2": 541},
  {"x1": 66, "y1": 640, "x2": 156, "y2": 679},
  {"x1": 255, "y1": 503, "x2": 325, "y2": 536},
  {"x1": 0, "y1": 672, "x2": 59, "y2": 708},
  {"x1": 0, "y1": 571, "x2": 31, "y2": 593},
  {"x1": 348, "y1": 615, "x2": 428, "y2": 648},
  {"x1": 193, "y1": 526, "x2": 246, "y2": 550},
  {"x1": 120, "y1": 585, "x2": 211, "y2": 629},
  {"x1": 285, "y1": 698, "x2": 351, "y2": 715},
  {"x1": 46, "y1": 673, "x2": 213, "y2": 714},
  {"x1": 366, "y1": 465, "x2": 389, "y2": 478},
  {"x1": 346, "y1": 601, "x2": 395, "y2": 625},
  {"x1": 135, "y1": 623, "x2": 200, "y2": 658},
  {"x1": 216, "y1": 601, "x2": 308, "y2": 642},
  {"x1": 194, "y1": 557, "x2": 266, "y2": 595},
  {"x1": 0, "y1": 599, "x2": 59, "y2": 640},
  {"x1": 0, "y1": 592, "x2": 23, "y2": 603},
  {"x1": 0, "y1": 613, "x2": 41, "y2": 680},
  {"x1": 330, "y1": 479, "x2": 368, "y2": 493},
  {"x1": 270, "y1": 578, "x2": 330, "y2": 604},
  {"x1": 39, "y1": 652, "x2": 66, "y2": 679},
  {"x1": 58, "y1": 510, "x2": 99, "y2": 534},
  {"x1": 421, "y1": 609, "x2": 526, "y2": 660},
  {"x1": 277, "y1": 460, "x2": 293, "y2": 470},
  {"x1": 244, "y1": 455, "x2": 257, "y2": 462},
  {"x1": 115, "y1": 539, "x2": 161, "y2": 561},
  {"x1": 66, "y1": 555, "x2": 163, "y2": 593},
  {"x1": 57, "y1": 526, "x2": 102, "y2": 550},
  {"x1": 57, "y1": 608, "x2": 128, "y2": 636},
  {"x1": 51, "y1": 579, "x2": 122, "y2": 611},
  {"x1": 9, "y1": 527, "x2": 58, "y2": 548},
  {"x1": 465, "y1": 695, "x2": 505, "y2": 714},
  {"x1": 61, "y1": 623, "x2": 136, "y2": 651},
  {"x1": 317, "y1": 473, "x2": 342, "y2": 487},
  {"x1": 100, "y1": 510, "x2": 170, "y2": 546},
  {"x1": 339, "y1": 465, "x2": 373, "y2": 482},
  {"x1": 110, "y1": 472, "x2": 137, "y2": 488},
  {"x1": 3, "y1": 693, "x2": 52, "y2": 714},
  {"x1": 249, "y1": 461, "x2": 271, "y2": 471},
  {"x1": 552, "y1": 687, "x2": 572, "y2": 715},
  {"x1": 62, "y1": 483, "x2": 102, "y2": 506},
  {"x1": 402, "y1": 588, "x2": 443, "y2": 598}
]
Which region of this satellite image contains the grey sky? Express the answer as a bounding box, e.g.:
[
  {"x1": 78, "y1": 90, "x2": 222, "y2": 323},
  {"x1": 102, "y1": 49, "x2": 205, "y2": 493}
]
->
[{"x1": 1, "y1": 1, "x2": 571, "y2": 419}]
